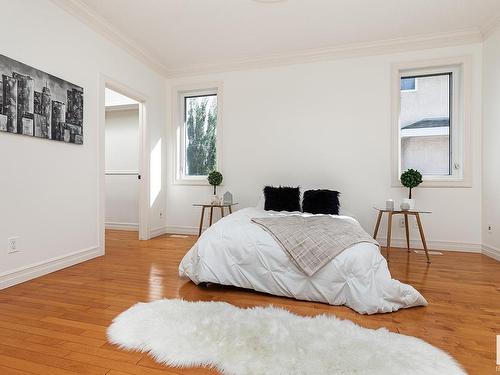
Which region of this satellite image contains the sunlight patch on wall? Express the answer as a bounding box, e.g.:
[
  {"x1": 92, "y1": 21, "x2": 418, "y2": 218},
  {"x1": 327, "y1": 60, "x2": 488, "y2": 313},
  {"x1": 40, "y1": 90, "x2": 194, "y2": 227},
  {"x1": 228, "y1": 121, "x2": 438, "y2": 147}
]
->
[{"x1": 150, "y1": 138, "x2": 162, "y2": 207}]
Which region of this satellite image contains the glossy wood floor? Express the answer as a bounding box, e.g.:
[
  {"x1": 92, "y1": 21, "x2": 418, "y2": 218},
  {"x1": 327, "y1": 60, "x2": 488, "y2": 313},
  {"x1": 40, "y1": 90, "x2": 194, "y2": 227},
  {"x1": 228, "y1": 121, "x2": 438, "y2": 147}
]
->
[{"x1": 0, "y1": 230, "x2": 499, "y2": 375}]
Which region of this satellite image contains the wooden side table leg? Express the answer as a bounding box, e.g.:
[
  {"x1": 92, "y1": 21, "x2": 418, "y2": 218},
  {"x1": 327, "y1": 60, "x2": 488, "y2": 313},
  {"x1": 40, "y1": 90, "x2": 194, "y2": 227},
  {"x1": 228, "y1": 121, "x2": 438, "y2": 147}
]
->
[
  {"x1": 209, "y1": 207, "x2": 214, "y2": 226},
  {"x1": 404, "y1": 213, "x2": 410, "y2": 252},
  {"x1": 415, "y1": 213, "x2": 431, "y2": 263},
  {"x1": 373, "y1": 211, "x2": 383, "y2": 239},
  {"x1": 220, "y1": 206, "x2": 225, "y2": 218},
  {"x1": 228, "y1": 205, "x2": 233, "y2": 214},
  {"x1": 198, "y1": 206, "x2": 205, "y2": 237},
  {"x1": 386, "y1": 212, "x2": 393, "y2": 262}
]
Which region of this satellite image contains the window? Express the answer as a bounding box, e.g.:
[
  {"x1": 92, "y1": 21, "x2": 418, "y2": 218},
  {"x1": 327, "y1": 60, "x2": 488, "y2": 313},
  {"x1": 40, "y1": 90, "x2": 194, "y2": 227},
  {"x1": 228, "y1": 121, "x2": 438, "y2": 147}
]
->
[
  {"x1": 183, "y1": 94, "x2": 217, "y2": 176},
  {"x1": 392, "y1": 57, "x2": 471, "y2": 187},
  {"x1": 173, "y1": 83, "x2": 222, "y2": 184},
  {"x1": 400, "y1": 73, "x2": 451, "y2": 176},
  {"x1": 400, "y1": 77, "x2": 416, "y2": 91}
]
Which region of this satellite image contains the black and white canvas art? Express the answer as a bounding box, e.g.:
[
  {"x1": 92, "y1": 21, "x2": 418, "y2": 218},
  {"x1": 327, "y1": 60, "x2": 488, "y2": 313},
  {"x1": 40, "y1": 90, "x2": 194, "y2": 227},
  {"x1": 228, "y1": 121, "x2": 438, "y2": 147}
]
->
[{"x1": 0, "y1": 53, "x2": 83, "y2": 144}]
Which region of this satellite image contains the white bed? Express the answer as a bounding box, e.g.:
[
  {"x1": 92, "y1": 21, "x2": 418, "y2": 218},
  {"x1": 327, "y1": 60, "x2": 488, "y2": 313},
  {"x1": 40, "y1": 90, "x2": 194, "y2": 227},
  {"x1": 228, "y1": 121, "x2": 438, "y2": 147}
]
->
[{"x1": 179, "y1": 207, "x2": 427, "y2": 314}]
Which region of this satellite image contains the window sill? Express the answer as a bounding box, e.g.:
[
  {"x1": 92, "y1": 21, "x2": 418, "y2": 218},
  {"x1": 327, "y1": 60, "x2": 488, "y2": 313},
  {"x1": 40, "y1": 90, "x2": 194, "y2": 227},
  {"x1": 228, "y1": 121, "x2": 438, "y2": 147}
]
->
[
  {"x1": 173, "y1": 176, "x2": 209, "y2": 186},
  {"x1": 173, "y1": 176, "x2": 226, "y2": 187},
  {"x1": 392, "y1": 178, "x2": 472, "y2": 188}
]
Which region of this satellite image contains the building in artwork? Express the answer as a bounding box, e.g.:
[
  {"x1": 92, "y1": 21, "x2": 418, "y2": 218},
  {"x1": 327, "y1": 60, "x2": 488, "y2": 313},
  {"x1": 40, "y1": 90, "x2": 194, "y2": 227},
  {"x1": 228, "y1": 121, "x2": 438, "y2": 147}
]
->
[
  {"x1": 65, "y1": 88, "x2": 83, "y2": 144},
  {"x1": 51, "y1": 100, "x2": 66, "y2": 141},
  {"x1": 34, "y1": 85, "x2": 52, "y2": 138},
  {"x1": 13, "y1": 71, "x2": 34, "y2": 135},
  {"x1": 0, "y1": 76, "x2": 5, "y2": 132},
  {"x1": 2, "y1": 74, "x2": 18, "y2": 133}
]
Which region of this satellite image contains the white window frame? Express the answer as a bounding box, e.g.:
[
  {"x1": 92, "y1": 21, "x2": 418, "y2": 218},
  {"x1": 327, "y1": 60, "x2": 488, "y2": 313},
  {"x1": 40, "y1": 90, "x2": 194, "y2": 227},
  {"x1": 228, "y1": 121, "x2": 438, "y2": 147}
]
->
[
  {"x1": 172, "y1": 82, "x2": 223, "y2": 185},
  {"x1": 391, "y1": 56, "x2": 472, "y2": 188}
]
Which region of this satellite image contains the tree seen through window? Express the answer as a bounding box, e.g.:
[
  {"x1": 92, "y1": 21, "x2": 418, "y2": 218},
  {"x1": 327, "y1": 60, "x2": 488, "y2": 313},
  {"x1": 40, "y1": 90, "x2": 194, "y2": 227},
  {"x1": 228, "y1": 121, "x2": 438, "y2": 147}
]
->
[{"x1": 184, "y1": 94, "x2": 217, "y2": 176}]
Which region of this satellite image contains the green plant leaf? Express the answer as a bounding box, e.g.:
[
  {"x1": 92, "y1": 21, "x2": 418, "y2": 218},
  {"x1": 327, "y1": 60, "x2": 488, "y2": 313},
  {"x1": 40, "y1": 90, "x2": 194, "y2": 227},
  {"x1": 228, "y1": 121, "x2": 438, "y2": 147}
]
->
[
  {"x1": 207, "y1": 171, "x2": 223, "y2": 186},
  {"x1": 400, "y1": 169, "x2": 423, "y2": 189}
]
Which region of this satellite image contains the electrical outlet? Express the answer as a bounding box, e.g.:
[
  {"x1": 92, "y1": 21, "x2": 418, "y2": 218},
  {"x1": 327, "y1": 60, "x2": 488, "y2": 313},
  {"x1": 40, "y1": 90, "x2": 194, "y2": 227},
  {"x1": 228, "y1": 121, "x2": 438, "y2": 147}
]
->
[
  {"x1": 7, "y1": 237, "x2": 19, "y2": 254},
  {"x1": 487, "y1": 224, "x2": 493, "y2": 233}
]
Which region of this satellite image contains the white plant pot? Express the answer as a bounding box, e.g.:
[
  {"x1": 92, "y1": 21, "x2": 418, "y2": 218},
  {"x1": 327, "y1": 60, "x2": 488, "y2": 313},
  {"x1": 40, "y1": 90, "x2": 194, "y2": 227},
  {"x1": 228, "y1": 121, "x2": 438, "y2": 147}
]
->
[{"x1": 402, "y1": 198, "x2": 415, "y2": 210}]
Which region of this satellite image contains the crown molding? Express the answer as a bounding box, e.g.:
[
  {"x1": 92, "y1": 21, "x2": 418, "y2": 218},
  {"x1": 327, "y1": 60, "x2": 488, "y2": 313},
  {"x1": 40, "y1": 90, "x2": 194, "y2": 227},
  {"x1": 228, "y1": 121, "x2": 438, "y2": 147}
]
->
[
  {"x1": 50, "y1": 0, "x2": 169, "y2": 77},
  {"x1": 480, "y1": 12, "x2": 500, "y2": 39},
  {"x1": 166, "y1": 29, "x2": 482, "y2": 78},
  {"x1": 49, "y1": 0, "x2": 485, "y2": 79}
]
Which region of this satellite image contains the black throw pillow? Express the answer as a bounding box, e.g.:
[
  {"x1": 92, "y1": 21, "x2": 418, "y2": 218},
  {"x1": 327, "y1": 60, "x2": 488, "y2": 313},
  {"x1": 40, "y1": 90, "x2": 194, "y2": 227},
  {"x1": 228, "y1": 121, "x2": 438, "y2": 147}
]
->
[
  {"x1": 302, "y1": 189, "x2": 340, "y2": 215},
  {"x1": 263, "y1": 186, "x2": 301, "y2": 212}
]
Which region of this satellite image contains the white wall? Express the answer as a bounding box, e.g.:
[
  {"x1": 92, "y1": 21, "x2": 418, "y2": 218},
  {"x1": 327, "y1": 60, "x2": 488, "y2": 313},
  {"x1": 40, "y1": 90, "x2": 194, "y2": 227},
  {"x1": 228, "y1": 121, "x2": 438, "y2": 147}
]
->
[
  {"x1": 482, "y1": 27, "x2": 500, "y2": 258},
  {"x1": 105, "y1": 108, "x2": 140, "y2": 230},
  {"x1": 166, "y1": 43, "x2": 483, "y2": 251},
  {"x1": 0, "y1": 0, "x2": 167, "y2": 288}
]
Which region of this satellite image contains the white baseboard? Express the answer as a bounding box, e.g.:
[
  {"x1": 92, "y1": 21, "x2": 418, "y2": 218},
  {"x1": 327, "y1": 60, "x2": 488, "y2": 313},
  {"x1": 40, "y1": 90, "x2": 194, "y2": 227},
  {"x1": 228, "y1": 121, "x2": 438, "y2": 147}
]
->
[
  {"x1": 150, "y1": 226, "x2": 168, "y2": 238},
  {"x1": 0, "y1": 246, "x2": 103, "y2": 290},
  {"x1": 163, "y1": 223, "x2": 500, "y2": 261},
  {"x1": 482, "y1": 243, "x2": 500, "y2": 261},
  {"x1": 376, "y1": 237, "x2": 482, "y2": 253},
  {"x1": 164, "y1": 228, "x2": 495, "y2": 255},
  {"x1": 165, "y1": 225, "x2": 199, "y2": 236},
  {"x1": 105, "y1": 222, "x2": 139, "y2": 231},
  {"x1": 1, "y1": 234, "x2": 493, "y2": 292}
]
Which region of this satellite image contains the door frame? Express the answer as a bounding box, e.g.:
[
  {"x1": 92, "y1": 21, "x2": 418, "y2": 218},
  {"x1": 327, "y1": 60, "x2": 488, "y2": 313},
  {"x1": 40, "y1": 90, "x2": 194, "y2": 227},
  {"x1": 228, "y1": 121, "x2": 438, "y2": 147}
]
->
[{"x1": 99, "y1": 74, "x2": 150, "y2": 249}]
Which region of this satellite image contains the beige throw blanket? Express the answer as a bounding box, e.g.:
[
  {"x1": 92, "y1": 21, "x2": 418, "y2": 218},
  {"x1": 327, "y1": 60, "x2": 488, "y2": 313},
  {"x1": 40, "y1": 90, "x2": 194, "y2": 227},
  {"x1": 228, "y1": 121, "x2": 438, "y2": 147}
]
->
[{"x1": 252, "y1": 215, "x2": 378, "y2": 276}]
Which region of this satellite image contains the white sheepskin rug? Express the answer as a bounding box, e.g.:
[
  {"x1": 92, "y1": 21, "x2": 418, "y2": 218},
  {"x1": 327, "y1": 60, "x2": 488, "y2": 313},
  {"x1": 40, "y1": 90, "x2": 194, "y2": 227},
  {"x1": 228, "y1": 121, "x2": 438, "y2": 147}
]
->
[{"x1": 107, "y1": 299, "x2": 466, "y2": 375}]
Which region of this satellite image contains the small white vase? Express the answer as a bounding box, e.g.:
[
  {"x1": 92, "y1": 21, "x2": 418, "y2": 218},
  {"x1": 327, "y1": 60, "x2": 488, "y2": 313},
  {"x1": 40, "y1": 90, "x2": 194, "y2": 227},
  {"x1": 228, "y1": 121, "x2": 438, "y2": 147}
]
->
[
  {"x1": 211, "y1": 194, "x2": 220, "y2": 205},
  {"x1": 402, "y1": 198, "x2": 415, "y2": 210},
  {"x1": 386, "y1": 199, "x2": 394, "y2": 211}
]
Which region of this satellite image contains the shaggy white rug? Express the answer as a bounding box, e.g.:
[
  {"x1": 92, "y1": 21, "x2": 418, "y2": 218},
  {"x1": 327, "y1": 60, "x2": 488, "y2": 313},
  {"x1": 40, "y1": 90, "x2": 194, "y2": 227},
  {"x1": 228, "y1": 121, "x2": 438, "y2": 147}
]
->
[{"x1": 107, "y1": 299, "x2": 466, "y2": 375}]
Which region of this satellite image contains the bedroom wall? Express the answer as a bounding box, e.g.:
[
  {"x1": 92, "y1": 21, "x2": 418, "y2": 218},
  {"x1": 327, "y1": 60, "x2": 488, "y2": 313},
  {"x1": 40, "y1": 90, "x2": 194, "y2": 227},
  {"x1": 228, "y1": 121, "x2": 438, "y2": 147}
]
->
[
  {"x1": 0, "y1": 0, "x2": 167, "y2": 288},
  {"x1": 482, "y1": 26, "x2": 500, "y2": 260},
  {"x1": 105, "y1": 108, "x2": 140, "y2": 230},
  {"x1": 165, "y1": 43, "x2": 483, "y2": 252}
]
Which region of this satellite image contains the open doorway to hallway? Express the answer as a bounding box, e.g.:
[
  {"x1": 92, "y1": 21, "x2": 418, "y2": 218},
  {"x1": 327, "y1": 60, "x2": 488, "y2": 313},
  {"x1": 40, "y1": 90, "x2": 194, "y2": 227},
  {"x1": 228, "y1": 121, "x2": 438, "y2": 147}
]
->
[{"x1": 104, "y1": 88, "x2": 141, "y2": 239}]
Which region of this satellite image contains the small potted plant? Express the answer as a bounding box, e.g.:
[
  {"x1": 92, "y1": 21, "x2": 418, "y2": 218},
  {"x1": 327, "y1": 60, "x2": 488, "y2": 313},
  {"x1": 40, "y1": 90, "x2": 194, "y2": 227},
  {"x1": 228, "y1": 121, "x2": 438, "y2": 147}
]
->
[
  {"x1": 207, "y1": 171, "x2": 223, "y2": 204},
  {"x1": 400, "y1": 169, "x2": 422, "y2": 210}
]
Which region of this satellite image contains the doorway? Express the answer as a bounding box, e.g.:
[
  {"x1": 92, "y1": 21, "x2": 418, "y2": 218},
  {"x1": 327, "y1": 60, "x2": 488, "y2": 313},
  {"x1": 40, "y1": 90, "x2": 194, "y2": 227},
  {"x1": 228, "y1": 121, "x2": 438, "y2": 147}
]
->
[
  {"x1": 104, "y1": 88, "x2": 140, "y2": 238},
  {"x1": 100, "y1": 78, "x2": 149, "y2": 246}
]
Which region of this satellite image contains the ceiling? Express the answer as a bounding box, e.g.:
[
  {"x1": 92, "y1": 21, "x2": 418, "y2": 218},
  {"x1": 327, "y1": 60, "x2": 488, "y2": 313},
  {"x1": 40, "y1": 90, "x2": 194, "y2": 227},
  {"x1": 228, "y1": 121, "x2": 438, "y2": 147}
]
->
[{"x1": 54, "y1": 0, "x2": 500, "y2": 77}]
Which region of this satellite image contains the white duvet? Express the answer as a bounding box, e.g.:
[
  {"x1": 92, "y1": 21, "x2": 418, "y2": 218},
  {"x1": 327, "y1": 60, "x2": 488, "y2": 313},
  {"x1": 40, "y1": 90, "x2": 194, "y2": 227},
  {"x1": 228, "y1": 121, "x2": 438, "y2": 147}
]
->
[{"x1": 179, "y1": 207, "x2": 427, "y2": 314}]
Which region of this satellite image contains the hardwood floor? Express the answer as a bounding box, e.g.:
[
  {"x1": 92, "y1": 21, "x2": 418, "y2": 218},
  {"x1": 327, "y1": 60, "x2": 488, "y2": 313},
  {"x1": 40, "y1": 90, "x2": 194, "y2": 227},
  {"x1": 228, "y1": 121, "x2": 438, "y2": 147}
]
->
[{"x1": 0, "y1": 230, "x2": 498, "y2": 374}]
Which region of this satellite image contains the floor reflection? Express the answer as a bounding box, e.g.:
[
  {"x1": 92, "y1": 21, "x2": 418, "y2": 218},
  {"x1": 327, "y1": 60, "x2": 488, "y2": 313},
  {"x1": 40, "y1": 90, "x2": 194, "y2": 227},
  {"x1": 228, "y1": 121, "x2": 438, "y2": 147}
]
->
[{"x1": 148, "y1": 264, "x2": 164, "y2": 301}]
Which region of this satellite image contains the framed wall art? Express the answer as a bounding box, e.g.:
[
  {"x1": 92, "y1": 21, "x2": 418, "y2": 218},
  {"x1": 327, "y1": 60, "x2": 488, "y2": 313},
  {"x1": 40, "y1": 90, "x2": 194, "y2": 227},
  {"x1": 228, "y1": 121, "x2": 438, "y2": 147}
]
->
[{"x1": 0, "y1": 53, "x2": 83, "y2": 144}]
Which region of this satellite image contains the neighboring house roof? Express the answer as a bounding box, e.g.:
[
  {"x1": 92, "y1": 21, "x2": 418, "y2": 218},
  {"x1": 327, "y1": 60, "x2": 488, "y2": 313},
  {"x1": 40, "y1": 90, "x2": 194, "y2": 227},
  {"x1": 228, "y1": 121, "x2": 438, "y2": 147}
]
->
[{"x1": 402, "y1": 117, "x2": 449, "y2": 129}]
